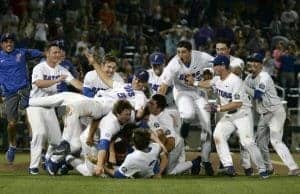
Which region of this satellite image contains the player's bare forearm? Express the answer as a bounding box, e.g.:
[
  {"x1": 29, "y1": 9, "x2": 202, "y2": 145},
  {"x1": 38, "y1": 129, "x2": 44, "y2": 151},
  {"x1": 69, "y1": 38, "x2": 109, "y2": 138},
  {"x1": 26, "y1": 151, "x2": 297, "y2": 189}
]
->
[
  {"x1": 95, "y1": 150, "x2": 107, "y2": 176},
  {"x1": 108, "y1": 142, "x2": 116, "y2": 165},
  {"x1": 70, "y1": 79, "x2": 83, "y2": 91},
  {"x1": 86, "y1": 119, "x2": 100, "y2": 146},
  {"x1": 103, "y1": 165, "x2": 115, "y2": 177},
  {"x1": 158, "y1": 152, "x2": 168, "y2": 176}
]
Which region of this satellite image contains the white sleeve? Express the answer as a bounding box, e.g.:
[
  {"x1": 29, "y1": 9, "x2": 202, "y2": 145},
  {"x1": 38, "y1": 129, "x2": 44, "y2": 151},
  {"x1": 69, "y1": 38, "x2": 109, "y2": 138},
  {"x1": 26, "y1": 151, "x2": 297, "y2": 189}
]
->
[
  {"x1": 160, "y1": 59, "x2": 178, "y2": 86},
  {"x1": 83, "y1": 72, "x2": 94, "y2": 89},
  {"x1": 31, "y1": 64, "x2": 44, "y2": 83},
  {"x1": 60, "y1": 66, "x2": 74, "y2": 83},
  {"x1": 99, "y1": 117, "x2": 118, "y2": 141},
  {"x1": 256, "y1": 75, "x2": 268, "y2": 93},
  {"x1": 134, "y1": 92, "x2": 147, "y2": 110}
]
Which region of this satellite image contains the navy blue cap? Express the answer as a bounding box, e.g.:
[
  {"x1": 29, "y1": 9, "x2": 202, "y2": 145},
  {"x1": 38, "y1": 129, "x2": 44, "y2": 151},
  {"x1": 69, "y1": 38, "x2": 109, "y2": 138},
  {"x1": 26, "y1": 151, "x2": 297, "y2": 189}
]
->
[
  {"x1": 1, "y1": 33, "x2": 15, "y2": 42},
  {"x1": 247, "y1": 53, "x2": 264, "y2": 63},
  {"x1": 149, "y1": 52, "x2": 165, "y2": 65},
  {"x1": 212, "y1": 55, "x2": 230, "y2": 67},
  {"x1": 135, "y1": 69, "x2": 149, "y2": 82}
]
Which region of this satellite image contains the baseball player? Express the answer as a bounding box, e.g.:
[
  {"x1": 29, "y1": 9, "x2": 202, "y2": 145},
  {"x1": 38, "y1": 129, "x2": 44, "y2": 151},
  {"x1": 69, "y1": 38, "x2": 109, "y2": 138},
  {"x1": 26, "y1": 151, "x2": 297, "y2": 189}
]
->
[
  {"x1": 0, "y1": 32, "x2": 43, "y2": 164},
  {"x1": 147, "y1": 94, "x2": 202, "y2": 175},
  {"x1": 27, "y1": 41, "x2": 82, "y2": 175},
  {"x1": 215, "y1": 38, "x2": 252, "y2": 175},
  {"x1": 215, "y1": 38, "x2": 245, "y2": 78},
  {"x1": 147, "y1": 52, "x2": 174, "y2": 106},
  {"x1": 187, "y1": 55, "x2": 269, "y2": 178},
  {"x1": 59, "y1": 100, "x2": 134, "y2": 176},
  {"x1": 158, "y1": 40, "x2": 214, "y2": 175},
  {"x1": 83, "y1": 54, "x2": 124, "y2": 97},
  {"x1": 104, "y1": 128, "x2": 165, "y2": 178},
  {"x1": 245, "y1": 53, "x2": 300, "y2": 176}
]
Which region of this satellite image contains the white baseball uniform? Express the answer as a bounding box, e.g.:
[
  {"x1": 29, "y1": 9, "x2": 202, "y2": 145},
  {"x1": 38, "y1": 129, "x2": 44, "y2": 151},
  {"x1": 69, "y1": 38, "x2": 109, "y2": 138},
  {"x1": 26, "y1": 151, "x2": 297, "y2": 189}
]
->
[
  {"x1": 117, "y1": 143, "x2": 161, "y2": 178},
  {"x1": 69, "y1": 111, "x2": 130, "y2": 176},
  {"x1": 27, "y1": 61, "x2": 74, "y2": 169},
  {"x1": 245, "y1": 71, "x2": 299, "y2": 171},
  {"x1": 147, "y1": 68, "x2": 174, "y2": 106},
  {"x1": 148, "y1": 109, "x2": 193, "y2": 175},
  {"x1": 229, "y1": 55, "x2": 244, "y2": 71},
  {"x1": 83, "y1": 70, "x2": 124, "y2": 97},
  {"x1": 211, "y1": 73, "x2": 266, "y2": 173},
  {"x1": 160, "y1": 50, "x2": 213, "y2": 162}
]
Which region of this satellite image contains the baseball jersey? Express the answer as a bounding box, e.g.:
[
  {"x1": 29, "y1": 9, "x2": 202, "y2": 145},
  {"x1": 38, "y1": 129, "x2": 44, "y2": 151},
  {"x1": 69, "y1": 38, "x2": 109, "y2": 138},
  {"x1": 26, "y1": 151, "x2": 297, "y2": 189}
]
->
[
  {"x1": 94, "y1": 82, "x2": 147, "y2": 111},
  {"x1": 211, "y1": 73, "x2": 251, "y2": 109},
  {"x1": 148, "y1": 110, "x2": 181, "y2": 147},
  {"x1": 83, "y1": 70, "x2": 124, "y2": 97},
  {"x1": 160, "y1": 50, "x2": 213, "y2": 98},
  {"x1": 244, "y1": 71, "x2": 281, "y2": 114},
  {"x1": 98, "y1": 111, "x2": 122, "y2": 142},
  {"x1": 30, "y1": 61, "x2": 74, "y2": 98},
  {"x1": 117, "y1": 143, "x2": 161, "y2": 178},
  {"x1": 0, "y1": 48, "x2": 43, "y2": 96}
]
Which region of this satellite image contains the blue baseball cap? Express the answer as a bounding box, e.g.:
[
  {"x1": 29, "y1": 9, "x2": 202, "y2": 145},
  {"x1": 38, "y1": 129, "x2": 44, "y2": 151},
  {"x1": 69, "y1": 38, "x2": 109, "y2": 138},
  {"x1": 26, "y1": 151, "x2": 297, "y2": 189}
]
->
[
  {"x1": 212, "y1": 55, "x2": 230, "y2": 67},
  {"x1": 149, "y1": 52, "x2": 165, "y2": 65},
  {"x1": 1, "y1": 33, "x2": 15, "y2": 42},
  {"x1": 247, "y1": 53, "x2": 264, "y2": 63},
  {"x1": 135, "y1": 69, "x2": 149, "y2": 82}
]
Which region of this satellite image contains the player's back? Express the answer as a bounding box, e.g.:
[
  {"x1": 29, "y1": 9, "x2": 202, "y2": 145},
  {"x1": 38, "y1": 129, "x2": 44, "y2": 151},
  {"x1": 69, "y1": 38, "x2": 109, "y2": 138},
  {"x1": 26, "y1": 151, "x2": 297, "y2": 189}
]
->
[{"x1": 121, "y1": 143, "x2": 161, "y2": 178}]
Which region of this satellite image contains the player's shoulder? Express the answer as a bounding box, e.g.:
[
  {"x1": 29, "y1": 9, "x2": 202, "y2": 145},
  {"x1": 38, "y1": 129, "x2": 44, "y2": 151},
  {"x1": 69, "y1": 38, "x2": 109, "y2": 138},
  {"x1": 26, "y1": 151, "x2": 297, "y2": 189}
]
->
[
  {"x1": 84, "y1": 70, "x2": 97, "y2": 79},
  {"x1": 230, "y1": 56, "x2": 244, "y2": 67},
  {"x1": 33, "y1": 60, "x2": 47, "y2": 69},
  {"x1": 113, "y1": 72, "x2": 125, "y2": 82},
  {"x1": 192, "y1": 50, "x2": 213, "y2": 60},
  {"x1": 258, "y1": 71, "x2": 272, "y2": 82},
  {"x1": 228, "y1": 73, "x2": 242, "y2": 83}
]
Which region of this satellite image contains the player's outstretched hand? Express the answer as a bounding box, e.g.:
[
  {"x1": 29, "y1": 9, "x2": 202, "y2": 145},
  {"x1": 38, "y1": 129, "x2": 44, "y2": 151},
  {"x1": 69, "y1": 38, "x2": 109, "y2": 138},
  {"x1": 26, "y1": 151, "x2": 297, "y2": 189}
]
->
[
  {"x1": 204, "y1": 103, "x2": 219, "y2": 113},
  {"x1": 94, "y1": 165, "x2": 104, "y2": 176}
]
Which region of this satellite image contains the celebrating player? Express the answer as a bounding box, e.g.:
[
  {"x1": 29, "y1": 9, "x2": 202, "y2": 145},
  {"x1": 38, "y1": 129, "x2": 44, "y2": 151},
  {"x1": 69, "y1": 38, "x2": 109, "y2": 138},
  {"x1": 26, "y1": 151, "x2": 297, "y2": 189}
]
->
[
  {"x1": 245, "y1": 53, "x2": 300, "y2": 176},
  {"x1": 158, "y1": 40, "x2": 214, "y2": 175},
  {"x1": 187, "y1": 55, "x2": 269, "y2": 178},
  {"x1": 27, "y1": 41, "x2": 82, "y2": 175}
]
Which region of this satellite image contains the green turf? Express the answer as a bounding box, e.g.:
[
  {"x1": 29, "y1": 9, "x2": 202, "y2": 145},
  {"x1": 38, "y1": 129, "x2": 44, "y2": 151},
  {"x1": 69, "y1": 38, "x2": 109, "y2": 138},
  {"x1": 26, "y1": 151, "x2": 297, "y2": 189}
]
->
[{"x1": 0, "y1": 153, "x2": 299, "y2": 194}]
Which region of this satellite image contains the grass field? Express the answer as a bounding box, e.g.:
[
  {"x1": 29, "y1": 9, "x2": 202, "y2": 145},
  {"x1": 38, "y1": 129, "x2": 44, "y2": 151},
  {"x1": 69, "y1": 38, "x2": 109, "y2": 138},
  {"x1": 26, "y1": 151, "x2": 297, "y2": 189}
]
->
[{"x1": 0, "y1": 152, "x2": 299, "y2": 194}]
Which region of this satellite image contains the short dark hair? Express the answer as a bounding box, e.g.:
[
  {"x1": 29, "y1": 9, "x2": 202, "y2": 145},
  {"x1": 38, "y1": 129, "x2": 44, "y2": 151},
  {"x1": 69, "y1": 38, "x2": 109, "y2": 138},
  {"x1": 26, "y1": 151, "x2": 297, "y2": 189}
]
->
[
  {"x1": 132, "y1": 128, "x2": 151, "y2": 150},
  {"x1": 151, "y1": 94, "x2": 167, "y2": 110},
  {"x1": 177, "y1": 40, "x2": 192, "y2": 51},
  {"x1": 215, "y1": 38, "x2": 231, "y2": 48},
  {"x1": 112, "y1": 100, "x2": 134, "y2": 115}
]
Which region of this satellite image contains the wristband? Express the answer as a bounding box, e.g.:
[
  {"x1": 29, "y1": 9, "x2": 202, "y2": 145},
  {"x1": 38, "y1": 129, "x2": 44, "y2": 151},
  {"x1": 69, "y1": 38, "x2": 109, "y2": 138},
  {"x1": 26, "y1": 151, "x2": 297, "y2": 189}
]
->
[
  {"x1": 217, "y1": 105, "x2": 221, "y2": 112},
  {"x1": 193, "y1": 80, "x2": 199, "y2": 87}
]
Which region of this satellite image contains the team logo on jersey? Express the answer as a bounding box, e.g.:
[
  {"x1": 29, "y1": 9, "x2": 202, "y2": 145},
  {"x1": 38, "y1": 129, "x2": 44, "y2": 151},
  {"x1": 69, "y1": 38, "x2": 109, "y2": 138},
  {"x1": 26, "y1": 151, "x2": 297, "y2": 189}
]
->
[
  {"x1": 16, "y1": 53, "x2": 22, "y2": 62},
  {"x1": 121, "y1": 167, "x2": 127, "y2": 173},
  {"x1": 234, "y1": 94, "x2": 240, "y2": 100},
  {"x1": 154, "y1": 122, "x2": 160, "y2": 128},
  {"x1": 259, "y1": 83, "x2": 265, "y2": 90}
]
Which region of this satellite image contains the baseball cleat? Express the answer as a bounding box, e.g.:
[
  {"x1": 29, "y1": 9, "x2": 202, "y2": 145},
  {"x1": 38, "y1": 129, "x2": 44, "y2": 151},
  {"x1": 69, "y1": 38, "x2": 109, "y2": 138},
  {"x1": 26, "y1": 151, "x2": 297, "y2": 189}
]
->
[
  {"x1": 53, "y1": 140, "x2": 71, "y2": 156},
  {"x1": 191, "y1": 156, "x2": 201, "y2": 175},
  {"x1": 288, "y1": 168, "x2": 300, "y2": 176},
  {"x1": 224, "y1": 166, "x2": 236, "y2": 177},
  {"x1": 203, "y1": 162, "x2": 214, "y2": 176},
  {"x1": 180, "y1": 122, "x2": 190, "y2": 138},
  {"x1": 29, "y1": 168, "x2": 39, "y2": 175},
  {"x1": 46, "y1": 159, "x2": 60, "y2": 175},
  {"x1": 244, "y1": 168, "x2": 254, "y2": 176},
  {"x1": 267, "y1": 168, "x2": 274, "y2": 175},
  {"x1": 259, "y1": 171, "x2": 270, "y2": 179},
  {"x1": 5, "y1": 146, "x2": 16, "y2": 164}
]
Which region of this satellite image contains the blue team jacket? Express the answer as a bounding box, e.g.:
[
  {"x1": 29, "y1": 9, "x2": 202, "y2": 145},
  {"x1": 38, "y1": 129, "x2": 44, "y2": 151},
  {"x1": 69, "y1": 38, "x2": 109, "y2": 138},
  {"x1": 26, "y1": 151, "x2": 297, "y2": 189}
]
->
[{"x1": 0, "y1": 48, "x2": 43, "y2": 97}]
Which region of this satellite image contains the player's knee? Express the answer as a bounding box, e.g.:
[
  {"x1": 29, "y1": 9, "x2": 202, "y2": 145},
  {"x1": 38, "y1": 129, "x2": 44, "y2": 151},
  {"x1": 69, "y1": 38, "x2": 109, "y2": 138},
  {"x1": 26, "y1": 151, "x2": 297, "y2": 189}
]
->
[
  {"x1": 270, "y1": 138, "x2": 281, "y2": 147},
  {"x1": 213, "y1": 131, "x2": 223, "y2": 145}
]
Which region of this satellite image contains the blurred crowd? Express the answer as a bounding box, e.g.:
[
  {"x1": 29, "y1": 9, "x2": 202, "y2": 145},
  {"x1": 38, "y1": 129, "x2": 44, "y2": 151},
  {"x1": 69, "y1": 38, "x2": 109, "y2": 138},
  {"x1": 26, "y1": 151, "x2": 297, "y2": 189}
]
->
[{"x1": 0, "y1": 0, "x2": 299, "y2": 92}]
